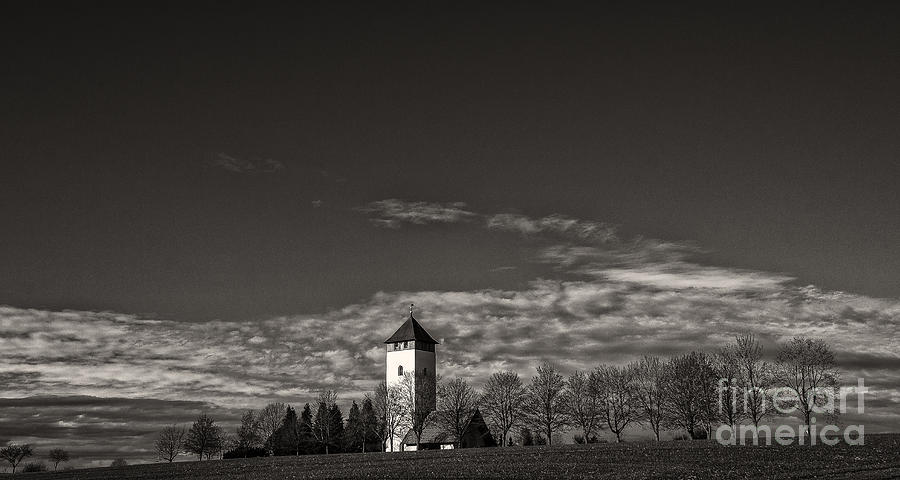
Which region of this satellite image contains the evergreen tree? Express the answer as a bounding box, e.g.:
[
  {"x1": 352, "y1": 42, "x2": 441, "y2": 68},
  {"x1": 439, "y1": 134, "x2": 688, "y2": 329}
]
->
[
  {"x1": 298, "y1": 403, "x2": 315, "y2": 455},
  {"x1": 329, "y1": 404, "x2": 345, "y2": 453},
  {"x1": 344, "y1": 401, "x2": 364, "y2": 453},
  {"x1": 360, "y1": 397, "x2": 381, "y2": 453},
  {"x1": 270, "y1": 406, "x2": 300, "y2": 456}
]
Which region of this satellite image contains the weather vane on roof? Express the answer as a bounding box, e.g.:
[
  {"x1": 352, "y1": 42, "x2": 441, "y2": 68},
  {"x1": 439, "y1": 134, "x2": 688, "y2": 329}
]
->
[{"x1": 409, "y1": 303, "x2": 414, "y2": 316}]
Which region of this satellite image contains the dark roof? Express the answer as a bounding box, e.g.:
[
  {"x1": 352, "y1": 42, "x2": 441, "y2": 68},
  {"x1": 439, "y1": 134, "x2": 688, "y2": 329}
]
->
[
  {"x1": 402, "y1": 409, "x2": 496, "y2": 447},
  {"x1": 384, "y1": 314, "x2": 440, "y2": 344},
  {"x1": 402, "y1": 424, "x2": 452, "y2": 445}
]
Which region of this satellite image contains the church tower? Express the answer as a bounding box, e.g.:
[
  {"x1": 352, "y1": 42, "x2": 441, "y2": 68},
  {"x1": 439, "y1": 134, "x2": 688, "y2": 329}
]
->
[{"x1": 384, "y1": 304, "x2": 439, "y2": 451}]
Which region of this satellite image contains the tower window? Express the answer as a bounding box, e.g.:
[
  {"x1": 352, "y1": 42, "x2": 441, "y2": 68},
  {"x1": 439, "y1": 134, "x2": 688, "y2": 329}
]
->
[
  {"x1": 403, "y1": 341, "x2": 408, "y2": 349},
  {"x1": 394, "y1": 342, "x2": 400, "y2": 351},
  {"x1": 423, "y1": 367, "x2": 428, "y2": 376},
  {"x1": 398, "y1": 366, "x2": 404, "y2": 376}
]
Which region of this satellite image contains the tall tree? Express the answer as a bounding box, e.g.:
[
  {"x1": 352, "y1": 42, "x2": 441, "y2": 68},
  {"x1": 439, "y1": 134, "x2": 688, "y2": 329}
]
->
[
  {"x1": 0, "y1": 444, "x2": 33, "y2": 473},
  {"x1": 631, "y1": 356, "x2": 667, "y2": 441},
  {"x1": 662, "y1": 352, "x2": 719, "y2": 439},
  {"x1": 344, "y1": 401, "x2": 365, "y2": 453},
  {"x1": 236, "y1": 410, "x2": 262, "y2": 454},
  {"x1": 270, "y1": 406, "x2": 301, "y2": 456},
  {"x1": 329, "y1": 403, "x2": 345, "y2": 453},
  {"x1": 155, "y1": 425, "x2": 186, "y2": 462},
  {"x1": 734, "y1": 333, "x2": 773, "y2": 428},
  {"x1": 522, "y1": 363, "x2": 568, "y2": 445},
  {"x1": 775, "y1": 337, "x2": 840, "y2": 438},
  {"x1": 360, "y1": 397, "x2": 380, "y2": 453},
  {"x1": 715, "y1": 344, "x2": 745, "y2": 433},
  {"x1": 594, "y1": 365, "x2": 639, "y2": 442},
  {"x1": 48, "y1": 448, "x2": 70, "y2": 470},
  {"x1": 257, "y1": 402, "x2": 287, "y2": 453},
  {"x1": 298, "y1": 404, "x2": 315, "y2": 455},
  {"x1": 312, "y1": 390, "x2": 341, "y2": 454},
  {"x1": 398, "y1": 371, "x2": 436, "y2": 448},
  {"x1": 371, "y1": 382, "x2": 407, "y2": 452},
  {"x1": 562, "y1": 370, "x2": 602, "y2": 444},
  {"x1": 183, "y1": 414, "x2": 224, "y2": 461},
  {"x1": 435, "y1": 377, "x2": 480, "y2": 448},
  {"x1": 481, "y1": 371, "x2": 526, "y2": 448}
]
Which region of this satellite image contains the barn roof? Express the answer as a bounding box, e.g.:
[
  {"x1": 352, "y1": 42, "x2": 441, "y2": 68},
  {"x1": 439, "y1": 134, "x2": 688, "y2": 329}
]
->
[
  {"x1": 402, "y1": 424, "x2": 452, "y2": 445},
  {"x1": 402, "y1": 409, "x2": 495, "y2": 447},
  {"x1": 384, "y1": 313, "x2": 439, "y2": 344}
]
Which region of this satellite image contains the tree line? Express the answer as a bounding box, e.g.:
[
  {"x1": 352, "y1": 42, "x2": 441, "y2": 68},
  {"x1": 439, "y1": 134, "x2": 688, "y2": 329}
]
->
[
  {"x1": 153, "y1": 333, "x2": 839, "y2": 462},
  {"x1": 154, "y1": 390, "x2": 382, "y2": 462},
  {"x1": 0, "y1": 445, "x2": 70, "y2": 473},
  {"x1": 374, "y1": 334, "x2": 839, "y2": 446}
]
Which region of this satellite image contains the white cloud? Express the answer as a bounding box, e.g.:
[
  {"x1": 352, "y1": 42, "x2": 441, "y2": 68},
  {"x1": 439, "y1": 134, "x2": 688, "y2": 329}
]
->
[
  {"x1": 357, "y1": 199, "x2": 477, "y2": 228},
  {"x1": 4, "y1": 205, "x2": 900, "y2": 460},
  {"x1": 358, "y1": 198, "x2": 476, "y2": 228},
  {"x1": 486, "y1": 213, "x2": 619, "y2": 243}
]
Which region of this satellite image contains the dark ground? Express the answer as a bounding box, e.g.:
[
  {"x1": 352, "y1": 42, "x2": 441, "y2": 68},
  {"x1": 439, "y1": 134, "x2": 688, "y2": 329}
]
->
[{"x1": 6, "y1": 434, "x2": 900, "y2": 479}]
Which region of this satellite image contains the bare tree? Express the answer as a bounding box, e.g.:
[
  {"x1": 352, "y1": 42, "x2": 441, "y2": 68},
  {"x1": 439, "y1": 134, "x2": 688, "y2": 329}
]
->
[
  {"x1": 775, "y1": 337, "x2": 840, "y2": 438},
  {"x1": 734, "y1": 333, "x2": 773, "y2": 428},
  {"x1": 522, "y1": 363, "x2": 568, "y2": 445},
  {"x1": 312, "y1": 390, "x2": 341, "y2": 454},
  {"x1": 257, "y1": 402, "x2": 288, "y2": 452},
  {"x1": 594, "y1": 365, "x2": 638, "y2": 442},
  {"x1": 662, "y1": 351, "x2": 718, "y2": 439},
  {"x1": 1, "y1": 444, "x2": 34, "y2": 473},
  {"x1": 435, "y1": 377, "x2": 480, "y2": 448},
  {"x1": 398, "y1": 371, "x2": 437, "y2": 448},
  {"x1": 371, "y1": 382, "x2": 408, "y2": 452},
  {"x1": 631, "y1": 356, "x2": 666, "y2": 441},
  {"x1": 481, "y1": 371, "x2": 526, "y2": 447},
  {"x1": 47, "y1": 448, "x2": 70, "y2": 470},
  {"x1": 715, "y1": 344, "x2": 745, "y2": 433},
  {"x1": 155, "y1": 425, "x2": 186, "y2": 462},
  {"x1": 561, "y1": 370, "x2": 602, "y2": 443},
  {"x1": 183, "y1": 414, "x2": 224, "y2": 461},
  {"x1": 235, "y1": 410, "x2": 263, "y2": 454}
]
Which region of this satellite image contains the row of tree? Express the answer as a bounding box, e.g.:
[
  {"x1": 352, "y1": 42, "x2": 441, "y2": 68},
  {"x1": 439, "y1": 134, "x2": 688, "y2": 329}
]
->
[
  {"x1": 371, "y1": 334, "x2": 839, "y2": 446},
  {"x1": 155, "y1": 391, "x2": 382, "y2": 462},
  {"x1": 0, "y1": 445, "x2": 70, "y2": 473},
  {"x1": 155, "y1": 333, "x2": 839, "y2": 461}
]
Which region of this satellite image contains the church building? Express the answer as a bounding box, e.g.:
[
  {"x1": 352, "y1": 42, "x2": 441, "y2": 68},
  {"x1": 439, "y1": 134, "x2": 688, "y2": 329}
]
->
[{"x1": 384, "y1": 305, "x2": 496, "y2": 451}]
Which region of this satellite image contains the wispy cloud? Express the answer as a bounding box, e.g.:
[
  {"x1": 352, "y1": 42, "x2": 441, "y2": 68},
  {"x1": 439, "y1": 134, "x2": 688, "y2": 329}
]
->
[
  {"x1": 4, "y1": 205, "x2": 900, "y2": 464},
  {"x1": 486, "y1": 213, "x2": 619, "y2": 244},
  {"x1": 357, "y1": 199, "x2": 477, "y2": 228},
  {"x1": 210, "y1": 153, "x2": 285, "y2": 173}
]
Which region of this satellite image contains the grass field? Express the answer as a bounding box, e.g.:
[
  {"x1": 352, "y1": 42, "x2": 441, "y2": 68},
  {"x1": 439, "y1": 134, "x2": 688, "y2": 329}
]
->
[{"x1": 8, "y1": 434, "x2": 900, "y2": 479}]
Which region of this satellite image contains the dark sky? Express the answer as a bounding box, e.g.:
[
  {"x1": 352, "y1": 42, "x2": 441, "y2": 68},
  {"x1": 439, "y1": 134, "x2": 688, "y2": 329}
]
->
[
  {"x1": 2, "y1": 1, "x2": 899, "y2": 323},
  {"x1": 4, "y1": 3, "x2": 900, "y2": 466}
]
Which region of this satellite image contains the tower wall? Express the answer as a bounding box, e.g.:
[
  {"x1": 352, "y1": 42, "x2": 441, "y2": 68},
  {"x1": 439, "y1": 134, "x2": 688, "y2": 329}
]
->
[{"x1": 384, "y1": 343, "x2": 437, "y2": 451}]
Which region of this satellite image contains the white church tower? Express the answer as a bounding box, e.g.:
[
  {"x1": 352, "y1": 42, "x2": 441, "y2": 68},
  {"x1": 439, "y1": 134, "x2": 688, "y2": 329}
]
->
[{"x1": 384, "y1": 304, "x2": 439, "y2": 451}]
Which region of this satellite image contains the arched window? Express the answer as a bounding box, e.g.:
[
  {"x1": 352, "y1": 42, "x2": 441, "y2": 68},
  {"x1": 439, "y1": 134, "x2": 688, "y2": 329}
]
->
[
  {"x1": 423, "y1": 367, "x2": 428, "y2": 376},
  {"x1": 398, "y1": 365, "x2": 404, "y2": 376}
]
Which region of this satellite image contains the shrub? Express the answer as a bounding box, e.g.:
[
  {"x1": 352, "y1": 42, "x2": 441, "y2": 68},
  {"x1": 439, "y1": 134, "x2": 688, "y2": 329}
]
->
[
  {"x1": 22, "y1": 461, "x2": 48, "y2": 472},
  {"x1": 223, "y1": 447, "x2": 268, "y2": 459}
]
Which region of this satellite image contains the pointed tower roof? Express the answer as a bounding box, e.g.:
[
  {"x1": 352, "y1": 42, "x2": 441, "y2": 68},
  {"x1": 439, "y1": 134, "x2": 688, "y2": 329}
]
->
[{"x1": 384, "y1": 306, "x2": 440, "y2": 344}]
